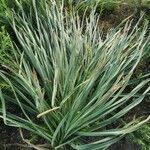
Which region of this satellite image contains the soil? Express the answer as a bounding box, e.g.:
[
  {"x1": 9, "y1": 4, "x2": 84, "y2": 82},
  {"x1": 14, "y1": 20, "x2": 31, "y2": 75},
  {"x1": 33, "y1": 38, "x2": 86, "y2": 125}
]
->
[{"x1": 0, "y1": 122, "x2": 22, "y2": 150}]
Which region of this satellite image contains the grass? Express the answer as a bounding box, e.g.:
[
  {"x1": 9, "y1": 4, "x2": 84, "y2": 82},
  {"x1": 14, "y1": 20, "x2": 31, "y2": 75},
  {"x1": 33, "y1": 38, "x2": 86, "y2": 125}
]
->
[{"x1": 0, "y1": 0, "x2": 150, "y2": 149}]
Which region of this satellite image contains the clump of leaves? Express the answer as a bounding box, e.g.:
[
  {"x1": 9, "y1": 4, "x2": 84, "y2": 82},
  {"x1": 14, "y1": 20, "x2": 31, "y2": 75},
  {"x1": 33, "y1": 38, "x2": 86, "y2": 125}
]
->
[{"x1": 0, "y1": 0, "x2": 150, "y2": 149}]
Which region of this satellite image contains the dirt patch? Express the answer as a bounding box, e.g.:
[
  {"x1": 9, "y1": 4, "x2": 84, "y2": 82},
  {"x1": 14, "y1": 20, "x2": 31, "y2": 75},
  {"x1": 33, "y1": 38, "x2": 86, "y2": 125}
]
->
[{"x1": 0, "y1": 121, "x2": 23, "y2": 150}]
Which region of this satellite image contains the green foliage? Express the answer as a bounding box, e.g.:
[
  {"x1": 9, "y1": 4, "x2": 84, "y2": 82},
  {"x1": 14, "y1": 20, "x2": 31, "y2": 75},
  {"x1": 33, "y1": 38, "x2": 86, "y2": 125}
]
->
[
  {"x1": 0, "y1": 27, "x2": 15, "y2": 89},
  {"x1": 0, "y1": 0, "x2": 7, "y2": 26},
  {"x1": 128, "y1": 123, "x2": 150, "y2": 150},
  {"x1": 141, "y1": 0, "x2": 150, "y2": 8},
  {"x1": 0, "y1": 27, "x2": 14, "y2": 66},
  {"x1": 57, "y1": 0, "x2": 118, "y2": 12},
  {"x1": 126, "y1": 0, "x2": 150, "y2": 8},
  {"x1": 0, "y1": 0, "x2": 46, "y2": 28},
  {"x1": 0, "y1": 1, "x2": 150, "y2": 149},
  {"x1": 83, "y1": 0, "x2": 118, "y2": 11}
]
